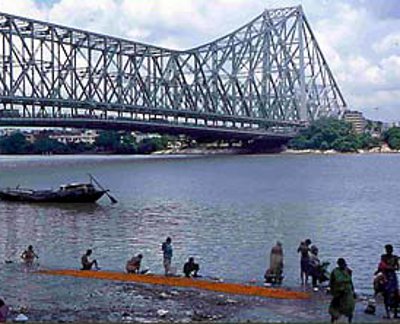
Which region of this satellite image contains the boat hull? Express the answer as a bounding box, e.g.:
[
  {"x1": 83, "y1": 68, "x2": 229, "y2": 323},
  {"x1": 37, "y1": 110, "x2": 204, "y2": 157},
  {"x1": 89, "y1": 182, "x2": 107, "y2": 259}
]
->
[{"x1": 0, "y1": 189, "x2": 106, "y2": 203}]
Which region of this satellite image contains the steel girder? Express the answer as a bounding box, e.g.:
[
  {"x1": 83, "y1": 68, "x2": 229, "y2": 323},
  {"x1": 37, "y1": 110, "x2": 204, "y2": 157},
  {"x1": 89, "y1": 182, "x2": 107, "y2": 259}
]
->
[{"x1": 0, "y1": 6, "x2": 346, "y2": 136}]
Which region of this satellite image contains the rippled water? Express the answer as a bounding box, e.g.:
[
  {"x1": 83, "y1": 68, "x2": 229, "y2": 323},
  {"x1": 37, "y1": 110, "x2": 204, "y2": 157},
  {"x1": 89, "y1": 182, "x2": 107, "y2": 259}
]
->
[{"x1": 0, "y1": 154, "x2": 399, "y2": 319}]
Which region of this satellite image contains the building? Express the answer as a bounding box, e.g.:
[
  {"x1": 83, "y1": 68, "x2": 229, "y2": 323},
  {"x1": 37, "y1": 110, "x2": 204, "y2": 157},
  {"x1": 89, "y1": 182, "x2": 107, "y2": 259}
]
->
[
  {"x1": 49, "y1": 129, "x2": 99, "y2": 145},
  {"x1": 133, "y1": 132, "x2": 161, "y2": 143},
  {"x1": 343, "y1": 110, "x2": 367, "y2": 134}
]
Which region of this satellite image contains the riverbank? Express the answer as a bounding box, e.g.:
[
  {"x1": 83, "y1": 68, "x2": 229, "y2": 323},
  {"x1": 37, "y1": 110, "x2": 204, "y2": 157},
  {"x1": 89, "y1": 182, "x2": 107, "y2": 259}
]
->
[
  {"x1": 283, "y1": 146, "x2": 400, "y2": 155},
  {"x1": 4, "y1": 280, "x2": 392, "y2": 323},
  {"x1": 153, "y1": 147, "x2": 248, "y2": 155},
  {"x1": 152, "y1": 144, "x2": 400, "y2": 155}
]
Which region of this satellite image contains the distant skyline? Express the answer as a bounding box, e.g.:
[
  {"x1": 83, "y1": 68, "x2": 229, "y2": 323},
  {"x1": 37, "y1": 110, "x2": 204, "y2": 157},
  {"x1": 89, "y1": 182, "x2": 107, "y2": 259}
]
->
[{"x1": 1, "y1": 0, "x2": 400, "y2": 122}]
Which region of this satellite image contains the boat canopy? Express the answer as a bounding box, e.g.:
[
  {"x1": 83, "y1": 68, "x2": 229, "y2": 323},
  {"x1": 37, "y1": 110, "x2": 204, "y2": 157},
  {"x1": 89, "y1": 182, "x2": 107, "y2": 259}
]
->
[{"x1": 59, "y1": 183, "x2": 94, "y2": 191}]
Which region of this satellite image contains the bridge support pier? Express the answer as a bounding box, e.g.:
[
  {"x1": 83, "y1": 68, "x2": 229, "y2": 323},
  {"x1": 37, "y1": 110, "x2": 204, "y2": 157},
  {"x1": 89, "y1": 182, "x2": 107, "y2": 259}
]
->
[{"x1": 242, "y1": 138, "x2": 289, "y2": 153}]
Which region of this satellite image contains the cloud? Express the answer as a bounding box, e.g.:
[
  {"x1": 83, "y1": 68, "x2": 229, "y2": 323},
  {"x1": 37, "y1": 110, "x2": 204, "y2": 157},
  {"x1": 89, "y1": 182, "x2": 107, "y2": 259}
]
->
[
  {"x1": 0, "y1": 0, "x2": 47, "y2": 19},
  {"x1": 1, "y1": 0, "x2": 400, "y2": 121},
  {"x1": 373, "y1": 32, "x2": 400, "y2": 54},
  {"x1": 357, "y1": 0, "x2": 400, "y2": 19}
]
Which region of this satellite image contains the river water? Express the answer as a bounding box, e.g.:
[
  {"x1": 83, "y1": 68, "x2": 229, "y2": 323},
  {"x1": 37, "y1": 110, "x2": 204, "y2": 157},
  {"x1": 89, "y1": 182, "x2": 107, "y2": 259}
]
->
[{"x1": 0, "y1": 154, "x2": 399, "y2": 320}]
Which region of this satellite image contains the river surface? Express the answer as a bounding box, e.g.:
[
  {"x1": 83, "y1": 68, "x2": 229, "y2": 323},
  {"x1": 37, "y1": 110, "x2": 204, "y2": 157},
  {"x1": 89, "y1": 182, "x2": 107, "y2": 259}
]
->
[{"x1": 0, "y1": 154, "x2": 399, "y2": 320}]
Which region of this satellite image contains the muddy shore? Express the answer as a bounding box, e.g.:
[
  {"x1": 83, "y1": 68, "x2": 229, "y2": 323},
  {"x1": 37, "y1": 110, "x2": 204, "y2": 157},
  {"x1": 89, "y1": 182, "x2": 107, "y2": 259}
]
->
[{"x1": 5, "y1": 279, "x2": 394, "y2": 323}]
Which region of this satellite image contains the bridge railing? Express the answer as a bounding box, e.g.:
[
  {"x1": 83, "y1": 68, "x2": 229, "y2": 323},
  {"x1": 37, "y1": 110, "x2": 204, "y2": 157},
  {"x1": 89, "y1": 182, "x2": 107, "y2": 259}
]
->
[{"x1": 0, "y1": 105, "x2": 305, "y2": 138}]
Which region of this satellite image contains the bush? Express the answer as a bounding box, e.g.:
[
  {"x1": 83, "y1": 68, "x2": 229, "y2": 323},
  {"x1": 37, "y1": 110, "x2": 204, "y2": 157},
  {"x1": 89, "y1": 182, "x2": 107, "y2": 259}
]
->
[
  {"x1": 384, "y1": 127, "x2": 400, "y2": 150},
  {"x1": 288, "y1": 118, "x2": 380, "y2": 152}
]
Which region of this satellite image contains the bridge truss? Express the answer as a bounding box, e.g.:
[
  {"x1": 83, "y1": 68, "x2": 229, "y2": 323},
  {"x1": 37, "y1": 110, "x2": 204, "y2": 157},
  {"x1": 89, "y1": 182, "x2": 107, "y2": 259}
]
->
[{"x1": 0, "y1": 6, "x2": 346, "y2": 141}]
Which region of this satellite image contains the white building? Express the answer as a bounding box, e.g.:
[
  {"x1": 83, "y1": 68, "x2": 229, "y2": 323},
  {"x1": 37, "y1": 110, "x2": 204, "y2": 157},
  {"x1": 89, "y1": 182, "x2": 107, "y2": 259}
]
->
[{"x1": 50, "y1": 129, "x2": 99, "y2": 145}]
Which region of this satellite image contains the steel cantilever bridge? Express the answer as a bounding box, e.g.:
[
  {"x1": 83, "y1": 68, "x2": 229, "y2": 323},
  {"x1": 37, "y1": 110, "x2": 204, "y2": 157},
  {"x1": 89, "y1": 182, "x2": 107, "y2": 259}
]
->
[{"x1": 0, "y1": 6, "x2": 346, "y2": 144}]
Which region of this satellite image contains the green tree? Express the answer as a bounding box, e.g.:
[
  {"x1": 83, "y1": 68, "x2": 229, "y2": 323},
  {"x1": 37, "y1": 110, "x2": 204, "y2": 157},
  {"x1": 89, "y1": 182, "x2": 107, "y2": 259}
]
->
[
  {"x1": 384, "y1": 127, "x2": 400, "y2": 150},
  {"x1": 0, "y1": 132, "x2": 30, "y2": 154},
  {"x1": 137, "y1": 136, "x2": 169, "y2": 154},
  {"x1": 358, "y1": 133, "x2": 381, "y2": 149},
  {"x1": 332, "y1": 134, "x2": 360, "y2": 152},
  {"x1": 288, "y1": 117, "x2": 380, "y2": 152},
  {"x1": 116, "y1": 133, "x2": 137, "y2": 154},
  {"x1": 32, "y1": 137, "x2": 68, "y2": 154},
  {"x1": 95, "y1": 131, "x2": 121, "y2": 151}
]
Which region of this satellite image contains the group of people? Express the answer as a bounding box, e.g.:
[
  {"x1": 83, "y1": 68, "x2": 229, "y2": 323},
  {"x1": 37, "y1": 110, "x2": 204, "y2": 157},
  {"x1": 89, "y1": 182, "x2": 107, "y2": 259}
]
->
[
  {"x1": 79, "y1": 236, "x2": 200, "y2": 278},
  {"x1": 265, "y1": 239, "x2": 400, "y2": 323},
  {"x1": 296, "y1": 239, "x2": 355, "y2": 323},
  {"x1": 18, "y1": 239, "x2": 200, "y2": 279},
  {"x1": 265, "y1": 239, "x2": 355, "y2": 323},
  {"x1": 265, "y1": 239, "x2": 329, "y2": 288},
  {"x1": 160, "y1": 236, "x2": 199, "y2": 277},
  {"x1": 13, "y1": 240, "x2": 400, "y2": 323},
  {"x1": 297, "y1": 239, "x2": 329, "y2": 288}
]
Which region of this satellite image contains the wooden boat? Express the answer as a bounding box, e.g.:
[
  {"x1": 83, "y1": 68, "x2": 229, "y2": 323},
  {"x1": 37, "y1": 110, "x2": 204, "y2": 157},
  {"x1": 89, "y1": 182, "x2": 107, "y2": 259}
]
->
[
  {"x1": 0, "y1": 174, "x2": 117, "y2": 204},
  {"x1": 0, "y1": 182, "x2": 106, "y2": 203},
  {"x1": 37, "y1": 269, "x2": 309, "y2": 300}
]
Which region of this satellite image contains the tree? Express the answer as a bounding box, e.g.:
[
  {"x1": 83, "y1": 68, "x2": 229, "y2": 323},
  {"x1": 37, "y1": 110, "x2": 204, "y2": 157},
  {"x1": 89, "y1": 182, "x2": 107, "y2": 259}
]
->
[
  {"x1": 0, "y1": 132, "x2": 30, "y2": 154},
  {"x1": 384, "y1": 127, "x2": 400, "y2": 150},
  {"x1": 137, "y1": 136, "x2": 169, "y2": 154},
  {"x1": 358, "y1": 133, "x2": 381, "y2": 149},
  {"x1": 116, "y1": 133, "x2": 137, "y2": 154},
  {"x1": 331, "y1": 134, "x2": 360, "y2": 152},
  {"x1": 288, "y1": 117, "x2": 380, "y2": 152},
  {"x1": 32, "y1": 137, "x2": 68, "y2": 154},
  {"x1": 95, "y1": 131, "x2": 121, "y2": 152}
]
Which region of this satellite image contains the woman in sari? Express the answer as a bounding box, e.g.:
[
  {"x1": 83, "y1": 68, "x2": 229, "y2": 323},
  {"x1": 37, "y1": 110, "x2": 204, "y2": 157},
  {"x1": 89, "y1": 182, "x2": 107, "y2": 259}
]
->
[
  {"x1": 329, "y1": 258, "x2": 355, "y2": 323},
  {"x1": 376, "y1": 244, "x2": 399, "y2": 319},
  {"x1": 265, "y1": 241, "x2": 284, "y2": 284}
]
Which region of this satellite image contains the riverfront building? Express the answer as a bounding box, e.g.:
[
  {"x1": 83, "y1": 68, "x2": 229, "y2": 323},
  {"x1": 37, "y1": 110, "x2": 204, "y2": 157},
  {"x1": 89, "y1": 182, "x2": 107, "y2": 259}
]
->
[
  {"x1": 344, "y1": 110, "x2": 367, "y2": 134},
  {"x1": 49, "y1": 130, "x2": 99, "y2": 145}
]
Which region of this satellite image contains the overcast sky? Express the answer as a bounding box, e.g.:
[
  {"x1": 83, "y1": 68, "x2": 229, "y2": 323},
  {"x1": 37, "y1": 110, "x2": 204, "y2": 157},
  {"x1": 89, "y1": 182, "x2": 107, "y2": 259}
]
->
[{"x1": 1, "y1": 0, "x2": 400, "y2": 122}]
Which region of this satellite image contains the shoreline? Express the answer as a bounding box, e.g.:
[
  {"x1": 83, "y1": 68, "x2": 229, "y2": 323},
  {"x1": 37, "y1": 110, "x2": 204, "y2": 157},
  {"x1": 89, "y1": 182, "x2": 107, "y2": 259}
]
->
[
  {"x1": 3, "y1": 280, "x2": 389, "y2": 323},
  {"x1": 0, "y1": 148, "x2": 399, "y2": 157},
  {"x1": 152, "y1": 146, "x2": 400, "y2": 156},
  {"x1": 0, "y1": 143, "x2": 399, "y2": 157}
]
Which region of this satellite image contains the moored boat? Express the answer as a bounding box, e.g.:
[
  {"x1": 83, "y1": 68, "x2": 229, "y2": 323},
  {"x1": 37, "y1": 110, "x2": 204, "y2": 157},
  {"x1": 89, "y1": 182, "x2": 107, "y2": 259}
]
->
[{"x1": 0, "y1": 180, "x2": 108, "y2": 203}]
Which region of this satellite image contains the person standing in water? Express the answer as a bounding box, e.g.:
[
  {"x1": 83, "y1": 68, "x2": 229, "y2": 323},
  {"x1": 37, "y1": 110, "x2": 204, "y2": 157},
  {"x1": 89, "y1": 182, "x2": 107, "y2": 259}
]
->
[
  {"x1": 161, "y1": 237, "x2": 173, "y2": 275},
  {"x1": 329, "y1": 258, "x2": 356, "y2": 323},
  {"x1": 21, "y1": 245, "x2": 39, "y2": 265},
  {"x1": 297, "y1": 239, "x2": 312, "y2": 284},
  {"x1": 376, "y1": 244, "x2": 399, "y2": 319},
  {"x1": 309, "y1": 245, "x2": 321, "y2": 289},
  {"x1": 265, "y1": 241, "x2": 284, "y2": 284}
]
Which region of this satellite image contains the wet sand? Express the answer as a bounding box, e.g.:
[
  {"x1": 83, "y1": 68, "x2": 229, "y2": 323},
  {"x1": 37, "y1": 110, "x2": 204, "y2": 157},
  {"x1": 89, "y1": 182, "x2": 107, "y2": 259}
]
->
[{"x1": 5, "y1": 279, "x2": 397, "y2": 323}]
